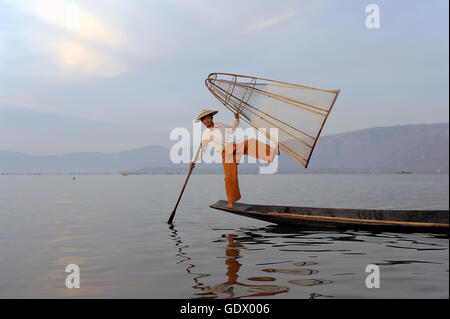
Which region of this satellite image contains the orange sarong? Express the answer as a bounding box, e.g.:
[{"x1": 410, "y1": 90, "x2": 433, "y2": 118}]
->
[{"x1": 221, "y1": 139, "x2": 276, "y2": 204}]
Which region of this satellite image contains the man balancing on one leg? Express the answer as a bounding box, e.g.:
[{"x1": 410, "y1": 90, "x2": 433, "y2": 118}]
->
[{"x1": 190, "y1": 109, "x2": 279, "y2": 209}]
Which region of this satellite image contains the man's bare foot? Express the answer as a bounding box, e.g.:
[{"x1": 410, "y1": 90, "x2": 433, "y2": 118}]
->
[{"x1": 226, "y1": 202, "x2": 233, "y2": 209}]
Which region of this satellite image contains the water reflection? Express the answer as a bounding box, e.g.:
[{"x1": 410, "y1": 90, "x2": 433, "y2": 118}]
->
[
  {"x1": 289, "y1": 279, "x2": 333, "y2": 287},
  {"x1": 34, "y1": 234, "x2": 118, "y2": 297},
  {"x1": 308, "y1": 292, "x2": 334, "y2": 299},
  {"x1": 169, "y1": 226, "x2": 289, "y2": 299},
  {"x1": 262, "y1": 268, "x2": 319, "y2": 275},
  {"x1": 169, "y1": 223, "x2": 449, "y2": 299},
  {"x1": 169, "y1": 225, "x2": 210, "y2": 293},
  {"x1": 169, "y1": 227, "x2": 334, "y2": 298},
  {"x1": 200, "y1": 234, "x2": 289, "y2": 299}
]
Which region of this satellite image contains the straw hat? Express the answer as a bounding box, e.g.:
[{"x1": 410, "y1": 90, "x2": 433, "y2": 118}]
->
[{"x1": 195, "y1": 109, "x2": 218, "y2": 122}]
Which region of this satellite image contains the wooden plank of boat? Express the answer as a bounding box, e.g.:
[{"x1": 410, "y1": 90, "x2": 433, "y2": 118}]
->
[{"x1": 210, "y1": 200, "x2": 449, "y2": 233}]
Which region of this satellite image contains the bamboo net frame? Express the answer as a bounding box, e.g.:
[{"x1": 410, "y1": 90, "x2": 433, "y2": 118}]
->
[{"x1": 205, "y1": 73, "x2": 340, "y2": 168}]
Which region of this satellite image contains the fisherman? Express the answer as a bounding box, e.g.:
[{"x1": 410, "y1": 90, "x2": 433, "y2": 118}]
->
[{"x1": 190, "y1": 109, "x2": 279, "y2": 209}]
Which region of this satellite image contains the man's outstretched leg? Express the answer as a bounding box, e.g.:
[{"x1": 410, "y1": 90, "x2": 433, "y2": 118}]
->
[{"x1": 235, "y1": 138, "x2": 278, "y2": 163}]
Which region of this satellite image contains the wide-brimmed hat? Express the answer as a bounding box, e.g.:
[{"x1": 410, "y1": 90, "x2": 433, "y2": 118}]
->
[{"x1": 195, "y1": 109, "x2": 218, "y2": 122}]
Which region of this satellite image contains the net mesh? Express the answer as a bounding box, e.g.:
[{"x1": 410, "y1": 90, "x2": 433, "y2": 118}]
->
[{"x1": 205, "y1": 73, "x2": 340, "y2": 167}]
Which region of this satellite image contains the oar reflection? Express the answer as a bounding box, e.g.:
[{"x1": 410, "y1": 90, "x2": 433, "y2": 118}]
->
[{"x1": 169, "y1": 225, "x2": 210, "y2": 293}]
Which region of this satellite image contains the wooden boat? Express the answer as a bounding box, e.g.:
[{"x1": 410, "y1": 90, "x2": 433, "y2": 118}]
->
[{"x1": 210, "y1": 200, "x2": 449, "y2": 233}]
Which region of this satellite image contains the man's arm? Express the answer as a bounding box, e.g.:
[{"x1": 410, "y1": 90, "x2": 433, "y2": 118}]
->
[
  {"x1": 221, "y1": 112, "x2": 240, "y2": 130},
  {"x1": 190, "y1": 140, "x2": 207, "y2": 168}
]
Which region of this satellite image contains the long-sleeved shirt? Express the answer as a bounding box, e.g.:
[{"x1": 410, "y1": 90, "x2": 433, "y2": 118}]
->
[{"x1": 192, "y1": 118, "x2": 239, "y2": 162}]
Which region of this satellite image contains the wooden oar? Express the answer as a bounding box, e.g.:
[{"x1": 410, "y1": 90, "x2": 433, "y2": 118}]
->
[{"x1": 167, "y1": 145, "x2": 202, "y2": 224}]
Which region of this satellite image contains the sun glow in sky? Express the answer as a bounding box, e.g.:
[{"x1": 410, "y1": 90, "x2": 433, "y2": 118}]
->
[{"x1": 0, "y1": 0, "x2": 448, "y2": 155}]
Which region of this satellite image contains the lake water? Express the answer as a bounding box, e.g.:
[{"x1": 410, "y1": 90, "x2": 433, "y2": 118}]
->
[{"x1": 0, "y1": 173, "x2": 448, "y2": 298}]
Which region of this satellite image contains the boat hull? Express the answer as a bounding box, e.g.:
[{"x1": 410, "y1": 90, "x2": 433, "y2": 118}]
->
[{"x1": 210, "y1": 200, "x2": 449, "y2": 234}]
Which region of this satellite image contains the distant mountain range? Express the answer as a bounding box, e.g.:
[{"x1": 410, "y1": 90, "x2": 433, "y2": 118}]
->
[
  {"x1": 307, "y1": 122, "x2": 449, "y2": 171},
  {"x1": 1, "y1": 123, "x2": 448, "y2": 174}
]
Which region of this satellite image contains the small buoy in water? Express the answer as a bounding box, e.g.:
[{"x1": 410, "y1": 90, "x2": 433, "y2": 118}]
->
[{"x1": 72, "y1": 177, "x2": 76, "y2": 180}]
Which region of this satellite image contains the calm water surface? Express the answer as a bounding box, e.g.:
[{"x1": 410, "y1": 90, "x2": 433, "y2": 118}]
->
[{"x1": 0, "y1": 173, "x2": 448, "y2": 298}]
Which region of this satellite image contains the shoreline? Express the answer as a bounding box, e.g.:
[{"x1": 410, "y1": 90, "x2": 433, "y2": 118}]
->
[{"x1": 0, "y1": 171, "x2": 448, "y2": 176}]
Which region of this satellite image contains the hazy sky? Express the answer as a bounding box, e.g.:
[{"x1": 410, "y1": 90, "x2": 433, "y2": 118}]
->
[{"x1": 0, "y1": 0, "x2": 448, "y2": 155}]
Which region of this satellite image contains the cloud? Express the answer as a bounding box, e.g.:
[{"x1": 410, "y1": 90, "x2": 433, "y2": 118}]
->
[
  {"x1": 55, "y1": 40, "x2": 127, "y2": 77},
  {"x1": 35, "y1": 0, "x2": 128, "y2": 77},
  {"x1": 243, "y1": 8, "x2": 302, "y2": 34},
  {"x1": 4, "y1": 0, "x2": 128, "y2": 77},
  {"x1": 18, "y1": 0, "x2": 124, "y2": 49}
]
